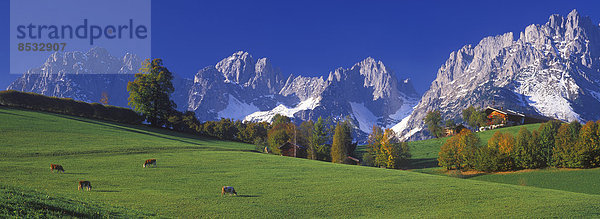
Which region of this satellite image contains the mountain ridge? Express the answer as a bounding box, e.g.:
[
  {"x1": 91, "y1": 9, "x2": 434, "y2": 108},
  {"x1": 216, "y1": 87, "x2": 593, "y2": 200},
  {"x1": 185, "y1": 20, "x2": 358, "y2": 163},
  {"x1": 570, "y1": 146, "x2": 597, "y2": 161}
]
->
[
  {"x1": 7, "y1": 48, "x2": 419, "y2": 141},
  {"x1": 394, "y1": 9, "x2": 600, "y2": 140}
]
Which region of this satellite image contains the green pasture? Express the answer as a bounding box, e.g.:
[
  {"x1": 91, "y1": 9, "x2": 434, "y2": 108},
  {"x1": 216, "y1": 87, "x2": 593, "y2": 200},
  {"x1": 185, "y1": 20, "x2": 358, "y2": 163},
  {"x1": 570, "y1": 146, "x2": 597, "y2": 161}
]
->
[{"x1": 1, "y1": 107, "x2": 599, "y2": 217}]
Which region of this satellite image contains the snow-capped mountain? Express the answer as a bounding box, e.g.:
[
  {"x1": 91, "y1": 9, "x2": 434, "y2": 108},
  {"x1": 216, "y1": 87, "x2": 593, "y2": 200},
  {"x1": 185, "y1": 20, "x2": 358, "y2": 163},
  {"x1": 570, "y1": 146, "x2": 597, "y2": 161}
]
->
[
  {"x1": 394, "y1": 9, "x2": 600, "y2": 140},
  {"x1": 7, "y1": 48, "x2": 191, "y2": 110},
  {"x1": 190, "y1": 52, "x2": 420, "y2": 137},
  {"x1": 7, "y1": 48, "x2": 141, "y2": 107},
  {"x1": 7, "y1": 49, "x2": 419, "y2": 140}
]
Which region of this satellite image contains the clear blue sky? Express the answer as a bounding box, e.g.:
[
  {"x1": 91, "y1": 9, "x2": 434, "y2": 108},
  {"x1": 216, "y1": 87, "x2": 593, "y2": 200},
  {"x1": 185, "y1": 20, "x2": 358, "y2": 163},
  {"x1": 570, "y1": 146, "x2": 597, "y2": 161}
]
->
[{"x1": 2, "y1": 0, "x2": 599, "y2": 93}]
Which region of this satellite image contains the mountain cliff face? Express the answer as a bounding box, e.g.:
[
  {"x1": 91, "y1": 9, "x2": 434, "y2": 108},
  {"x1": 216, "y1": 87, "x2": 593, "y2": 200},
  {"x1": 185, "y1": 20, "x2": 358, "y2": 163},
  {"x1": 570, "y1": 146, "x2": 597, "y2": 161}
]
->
[
  {"x1": 394, "y1": 9, "x2": 600, "y2": 140},
  {"x1": 190, "y1": 52, "x2": 419, "y2": 137},
  {"x1": 7, "y1": 49, "x2": 419, "y2": 140},
  {"x1": 7, "y1": 48, "x2": 193, "y2": 111},
  {"x1": 7, "y1": 48, "x2": 141, "y2": 107}
]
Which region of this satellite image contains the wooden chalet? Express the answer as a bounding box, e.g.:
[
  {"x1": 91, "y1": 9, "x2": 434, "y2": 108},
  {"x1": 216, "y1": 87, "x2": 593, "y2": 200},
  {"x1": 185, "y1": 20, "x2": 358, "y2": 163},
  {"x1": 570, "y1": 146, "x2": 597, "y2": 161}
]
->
[
  {"x1": 278, "y1": 142, "x2": 306, "y2": 158},
  {"x1": 484, "y1": 107, "x2": 551, "y2": 126}
]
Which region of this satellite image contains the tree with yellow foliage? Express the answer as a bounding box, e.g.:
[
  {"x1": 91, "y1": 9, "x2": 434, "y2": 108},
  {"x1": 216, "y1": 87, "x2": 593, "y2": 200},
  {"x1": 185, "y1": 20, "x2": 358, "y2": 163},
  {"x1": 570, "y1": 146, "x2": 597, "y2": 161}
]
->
[
  {"x1": 487, "y1": 131, "x2": 515, "y2": 170},
  {"x1": 438, "y1": 129, "x2": 480, "y2": 170}
]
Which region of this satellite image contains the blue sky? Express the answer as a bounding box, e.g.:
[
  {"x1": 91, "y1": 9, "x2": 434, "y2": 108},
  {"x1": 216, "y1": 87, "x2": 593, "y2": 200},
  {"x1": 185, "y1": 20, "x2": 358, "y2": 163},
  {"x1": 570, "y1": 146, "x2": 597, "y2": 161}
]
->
[{"x1": 2, "y1": 0, "x2": 599, "y2": 93}]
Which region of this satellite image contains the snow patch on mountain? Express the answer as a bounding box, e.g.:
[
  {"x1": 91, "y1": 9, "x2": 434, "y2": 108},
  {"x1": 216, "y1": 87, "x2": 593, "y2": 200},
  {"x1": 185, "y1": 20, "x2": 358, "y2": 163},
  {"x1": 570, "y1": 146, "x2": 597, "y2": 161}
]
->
[
  {"x1": 244, "y1": 97, "x2": 321, "y2": 122},
  {"x1": 349, "y1": 102, "x2": 378, "y2": 133},
  {"x1": 217, "y1": 94, "x2": 260, "y2": 120},
  {"x1": 389, "y1": 98, "x2": 418, "y2": 121},
  {"x1": 391, "y1": 115, "x2": 421, "y2": 140},
  {"x1": 512, "y1": 64, "x2": 581, "y2": 122}
]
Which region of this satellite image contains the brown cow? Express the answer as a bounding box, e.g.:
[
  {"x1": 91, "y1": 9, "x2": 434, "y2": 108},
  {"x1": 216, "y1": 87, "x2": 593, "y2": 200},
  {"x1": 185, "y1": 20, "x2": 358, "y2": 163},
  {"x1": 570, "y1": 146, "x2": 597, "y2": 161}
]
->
[
  {"x1": 78, "y1": 181, "x2": 92, "y2": 191},
  {"x1": 221, "y1": 186, "x2": 237, "y2": 197},
  {"x1": 50, "y1": 164, "x2": 65, "y2": 173},
  {"x1": 143, "y1": 159, "x2": 157, "y2": 168}
]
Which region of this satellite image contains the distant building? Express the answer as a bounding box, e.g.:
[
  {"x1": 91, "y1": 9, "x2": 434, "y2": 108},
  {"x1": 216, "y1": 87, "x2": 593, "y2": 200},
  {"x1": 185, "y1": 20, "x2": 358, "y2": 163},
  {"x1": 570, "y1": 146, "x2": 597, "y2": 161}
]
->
[
  {"x1": 278, "y1": 142, "x2": 306, "y2": 158},
  {"x1": 484, "y1": 107, "x2": 551, "y2": 126},
  {"x1": 445, "y1": 124, "x2": 468, "y2": 136}
]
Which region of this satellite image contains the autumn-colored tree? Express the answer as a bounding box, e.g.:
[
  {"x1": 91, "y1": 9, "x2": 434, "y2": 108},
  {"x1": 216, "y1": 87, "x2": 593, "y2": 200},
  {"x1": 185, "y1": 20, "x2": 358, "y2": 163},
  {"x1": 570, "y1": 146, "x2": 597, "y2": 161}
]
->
[
  {"x1": 487, "y1": 131, "x2": 515, "y2": 170},
  {"x1": 331, "y1": 120, "x2": 353, "y2": 164},
  {"x1": 267, "y1": 115, "x2": 295, "y2": 155},
  {"x1": 438, "y1": 129, "x2": 480, "y2": 170},
  {"x1": 238, "y1": 121, "x2": 270, "y2": 144},
  {"x1": 100, "y1": 92, "x2": 109, "y2": 105},
  {"x1": 553, "y1": 122, "x2": 582, "y2": 168},
  {"x1": 379, "y1": 129, "x2": 411, "y2": 169},
  {"x1": 576, "y1": 121, "x2": 600, "y2": 168}
]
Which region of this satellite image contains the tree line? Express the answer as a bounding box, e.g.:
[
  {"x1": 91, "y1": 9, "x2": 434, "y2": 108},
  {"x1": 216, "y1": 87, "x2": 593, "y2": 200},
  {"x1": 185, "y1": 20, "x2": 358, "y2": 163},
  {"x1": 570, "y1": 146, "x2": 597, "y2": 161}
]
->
[
  {"x1": 438, "y1": 120, "x2": 600, "y2": 172},
  {"x1": 0, "y1": 90, "x2": 142, "y2": 124}
]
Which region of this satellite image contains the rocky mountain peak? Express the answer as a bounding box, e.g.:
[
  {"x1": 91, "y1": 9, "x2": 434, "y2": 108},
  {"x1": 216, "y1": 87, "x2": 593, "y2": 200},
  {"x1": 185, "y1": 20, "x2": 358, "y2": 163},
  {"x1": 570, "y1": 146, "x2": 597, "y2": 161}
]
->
[
  {"x1": 215, "y1": 51, "x2": 255, "y2": 84},
  {"x1": 394, "y1": 10, "x2": 600, "y2": 141}
]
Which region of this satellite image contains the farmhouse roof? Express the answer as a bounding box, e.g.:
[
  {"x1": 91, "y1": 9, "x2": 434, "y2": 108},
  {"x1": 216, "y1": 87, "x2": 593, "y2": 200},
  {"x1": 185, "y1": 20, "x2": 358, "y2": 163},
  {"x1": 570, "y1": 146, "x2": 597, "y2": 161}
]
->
[
  {"x1": 484, "y1": 107, "x2": 524, "y2": 117},
  {"x1": 278, "y1": 142, "x2": 304, "y2": 150}
]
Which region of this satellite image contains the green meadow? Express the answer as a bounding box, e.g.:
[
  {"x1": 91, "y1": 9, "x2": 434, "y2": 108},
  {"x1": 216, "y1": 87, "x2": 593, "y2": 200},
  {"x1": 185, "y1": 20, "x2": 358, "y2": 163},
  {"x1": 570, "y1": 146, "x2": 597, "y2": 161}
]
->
[{"x1": 2, "y1": 107, "x2": 600, "y2": 217}]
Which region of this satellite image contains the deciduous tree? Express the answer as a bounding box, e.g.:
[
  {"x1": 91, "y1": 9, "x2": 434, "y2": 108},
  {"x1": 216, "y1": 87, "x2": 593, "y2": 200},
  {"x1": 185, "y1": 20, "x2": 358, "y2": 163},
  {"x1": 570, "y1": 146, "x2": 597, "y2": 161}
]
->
[{"x1": 127, "y1": 59, "x2": 176, "y2": 127}]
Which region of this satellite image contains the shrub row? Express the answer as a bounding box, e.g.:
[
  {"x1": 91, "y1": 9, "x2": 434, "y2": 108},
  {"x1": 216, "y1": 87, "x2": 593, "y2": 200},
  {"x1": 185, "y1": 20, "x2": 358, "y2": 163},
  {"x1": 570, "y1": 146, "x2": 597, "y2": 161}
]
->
[
  {"x1": 439, "y1": 120, "x2": 600, "y2": 172},
  {"x1": 0, "y1": 90, "x2": 142, "y2": 124}
]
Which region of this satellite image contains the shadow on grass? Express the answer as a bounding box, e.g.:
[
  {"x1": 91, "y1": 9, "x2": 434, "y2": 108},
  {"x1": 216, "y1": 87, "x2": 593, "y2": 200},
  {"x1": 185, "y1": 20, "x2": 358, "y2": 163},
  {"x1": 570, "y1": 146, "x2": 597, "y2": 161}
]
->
[
  {"x1": 0, "y1": 108, "x2": 36, "y2": 119},
  {"x1": 236, "y1": 195, "x2": 259, "y2": 198},
  {"x1": 64, "y1": 172, "x2": 88, "y2": 175},
  {"x1": 94, "y1": 190, "x2": 120, "y2": 193},
  {"x1": 53, "y1": 114, "x2": 205, "y2": 146},
  {"x1": 407, "y1": 158, "x2": 439, "y2": 169}
]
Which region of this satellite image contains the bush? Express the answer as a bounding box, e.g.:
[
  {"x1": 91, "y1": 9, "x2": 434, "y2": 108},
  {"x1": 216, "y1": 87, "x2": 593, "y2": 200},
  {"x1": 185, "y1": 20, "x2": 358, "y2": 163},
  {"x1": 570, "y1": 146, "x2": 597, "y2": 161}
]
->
[{"x1": 0, "y1": 90, "x2": 142, "y2": 124}]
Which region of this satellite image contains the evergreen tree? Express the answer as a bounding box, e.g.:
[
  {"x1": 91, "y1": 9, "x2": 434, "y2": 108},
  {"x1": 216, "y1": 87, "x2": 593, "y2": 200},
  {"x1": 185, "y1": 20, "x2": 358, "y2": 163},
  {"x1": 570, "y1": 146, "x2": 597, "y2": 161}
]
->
[
  {"x1": 127, "y1": 59, "x2": 176, "y2": 127},
  {"x1": 310, "y1": 117, "x2": 330, "y2": 161}
]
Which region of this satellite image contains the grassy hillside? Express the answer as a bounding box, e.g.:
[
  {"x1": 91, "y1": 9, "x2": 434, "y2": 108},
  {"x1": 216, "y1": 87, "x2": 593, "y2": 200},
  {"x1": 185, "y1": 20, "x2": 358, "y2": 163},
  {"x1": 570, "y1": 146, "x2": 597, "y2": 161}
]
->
[
  {"x1": 2, "y1": 107, "x2": 600, "y2": 217},
  {"x1": 470, "y1": 168, "x2": 600, "y2": 195}
]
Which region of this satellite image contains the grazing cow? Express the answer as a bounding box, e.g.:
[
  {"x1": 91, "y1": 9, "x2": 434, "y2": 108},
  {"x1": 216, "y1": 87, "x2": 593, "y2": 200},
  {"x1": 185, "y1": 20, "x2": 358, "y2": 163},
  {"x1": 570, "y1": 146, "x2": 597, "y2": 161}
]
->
[
  {"x1": 221, "y1": 186, "x2": 237, "y2": 197},
  {"x1": 78, "y1": 181, "x2": 92, "y2": 191},
  {"x1": 50, "y1": 164, "x2": 65, "y2": 173},
  {"x1": 143, "y1": 159, "x2": 157, "y2": 168}
]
